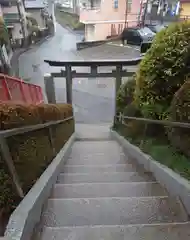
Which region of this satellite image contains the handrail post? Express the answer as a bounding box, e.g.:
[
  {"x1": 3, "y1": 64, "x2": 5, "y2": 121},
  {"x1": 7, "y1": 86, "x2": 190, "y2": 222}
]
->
[
  {"x1": 114, "y1": 65, "x2": 122, "y2": 123},
  {"x1": 139, "y1": 122, "x2": 148, "y2": 149},
  {"x1": 64, "y1": 65, "x2": 72, "y2": 104},
  {"x1": 47, "y1": 126, "x2": 56, "y2": 156},
  {"x1": 0, "y1": 137, "x2": 24, "y2": 198},
  {"x1": 44, "y1": 73, "x2": 56, "y2": 103}
]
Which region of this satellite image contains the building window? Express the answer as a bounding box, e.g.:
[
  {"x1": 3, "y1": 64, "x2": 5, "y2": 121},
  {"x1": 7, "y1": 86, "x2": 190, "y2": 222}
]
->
[
  {"x1": 127, "y1": 0, "x2": 132, "y2": 13},
  {"x1": 113, "y1": 0, "x2": 118, "y2": 9}
]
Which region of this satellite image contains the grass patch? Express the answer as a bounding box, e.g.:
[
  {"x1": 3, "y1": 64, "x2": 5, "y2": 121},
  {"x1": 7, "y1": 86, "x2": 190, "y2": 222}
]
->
[
  {"x1": 114, "y1": 123, "x2": 190, "y2": 181},
  {"x1": 55, "y1": 7, "x2": 84, "y2": 31}
]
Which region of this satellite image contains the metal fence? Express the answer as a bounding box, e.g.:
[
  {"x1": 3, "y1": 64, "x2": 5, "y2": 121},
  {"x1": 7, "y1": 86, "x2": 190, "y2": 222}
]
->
[
  {"x1": 0, "y1": 116, "x2": 73, "y2": 198},
  {"x1": 0, "y1": 74, "x2": 44, "y2": 104},
  {"x1": 118, "y1": 113, "x2": 190, "y2": 150}
]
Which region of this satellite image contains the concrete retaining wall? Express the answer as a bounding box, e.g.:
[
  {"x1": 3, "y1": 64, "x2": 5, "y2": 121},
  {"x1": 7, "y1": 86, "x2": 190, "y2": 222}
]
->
[
  {"x1": 4, "y1": 133, "x2": 76, "y2": 240},
  {"x1": 111, "y1": 130, "x2": 190, "y2": 215},
  {"x1": 76, "y1": 40, "x2": 107, "y2": 50},
  {"x1": 76, "y1": 36, "x2": 120, "y2": 50}
]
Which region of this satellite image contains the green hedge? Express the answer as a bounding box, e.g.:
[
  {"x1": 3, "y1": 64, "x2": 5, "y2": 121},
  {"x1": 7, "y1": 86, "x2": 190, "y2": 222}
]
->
[
  {"x1": 135, "y1": 21, "x2": 190, "y2": 119},
  {"x1": 116, "y1": 77, "x2": 135, "y2": 114},
  {"x1": 167, "y1": 80, "x2": 190, "y2": 157},
  {"x1": 0, "y1": 103, "x2": 74, "y2": 215}
]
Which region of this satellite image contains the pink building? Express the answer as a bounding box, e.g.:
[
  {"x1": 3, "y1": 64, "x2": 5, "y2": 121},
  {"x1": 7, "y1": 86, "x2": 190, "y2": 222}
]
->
[{"x1": 80, "y1": 0, "x2": 142, "y2": 41}]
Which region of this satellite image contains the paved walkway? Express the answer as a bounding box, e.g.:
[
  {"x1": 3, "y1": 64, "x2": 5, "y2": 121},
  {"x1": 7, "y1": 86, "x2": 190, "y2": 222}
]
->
[
  {"x1": 36, "y1": 125, "x2": 190, "y2": 240},
  {"x1": 18, "y1": 23, "x2": 140, "y2": 124},
  {"x1": 10, "y1": 35, "x2": 53, "y2": 77}
]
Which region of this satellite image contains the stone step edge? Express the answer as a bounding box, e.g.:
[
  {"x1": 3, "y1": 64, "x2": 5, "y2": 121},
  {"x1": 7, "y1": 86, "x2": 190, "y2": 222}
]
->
[
  {"x1": 42, "y1": 221, "x2": 190, "y2": 230},
  {"x1": 63, "y1": 164, "x2": 134, "y2": 167},
  {"x1": 47, "y1": 196, "x2": 171, "y2": 201},
  {"x1": 54, "y1": 181, "x2": 158, "y2": 187},
  {"x1": 58, "y1": 171, "x2": 141, "y2": 176}
]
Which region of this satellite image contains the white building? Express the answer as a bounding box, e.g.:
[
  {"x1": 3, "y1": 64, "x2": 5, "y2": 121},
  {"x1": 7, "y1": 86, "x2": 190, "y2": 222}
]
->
[{"x1": 1, "y1": 0, "x2": 28, "y2": 46}]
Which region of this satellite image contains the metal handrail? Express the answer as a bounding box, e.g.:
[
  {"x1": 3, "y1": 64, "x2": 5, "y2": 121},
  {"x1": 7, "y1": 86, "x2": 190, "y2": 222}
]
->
[
  {"x1": 0, "y1": 116, "x2": 74, "y2": 198},
  {"x1": 0, "y1": 116, "x2": 73, "y2": 138},
  {"x1": 121, "y1": 115, "x2": 190, "y2": 129}
]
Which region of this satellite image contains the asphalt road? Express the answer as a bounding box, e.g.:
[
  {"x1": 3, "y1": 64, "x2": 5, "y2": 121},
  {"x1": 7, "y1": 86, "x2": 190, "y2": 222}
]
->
[{"x1": 18, "y1": 23, "x2": 140, "y2": 124}]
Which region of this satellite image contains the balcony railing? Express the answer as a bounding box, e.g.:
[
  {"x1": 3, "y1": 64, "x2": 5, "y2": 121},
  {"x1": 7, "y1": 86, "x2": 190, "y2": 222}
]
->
[
  {"x1": 3, "y1": 13, "x2": 20, "y2": 25},
  {"x1": 80, "y1": 7, "x2": 101, "y2": 23}
]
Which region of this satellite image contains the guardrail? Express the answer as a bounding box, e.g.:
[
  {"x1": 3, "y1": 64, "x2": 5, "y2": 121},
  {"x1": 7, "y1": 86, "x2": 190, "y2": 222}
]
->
[
  {"x1": 0, "y1": 116, "x2": 73, "y2": 198},
  {"x1": 0, "y1": 74, "x2": 43, "y2": 104},
  {"x1": 120, "y1": 115, "x2": 190, "y2": 129},
  {"x1": 114, "y1": 114, "x2": 190, "y2": 218},
  {"x1": 117, "y1": 113, "x2": 190, "y2": 149}
]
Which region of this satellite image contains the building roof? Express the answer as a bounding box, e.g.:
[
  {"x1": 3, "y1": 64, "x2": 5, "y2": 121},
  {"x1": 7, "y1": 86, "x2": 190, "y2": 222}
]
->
[{"x1": 25, "y1": 0, "x2": 45, "y2": 9}]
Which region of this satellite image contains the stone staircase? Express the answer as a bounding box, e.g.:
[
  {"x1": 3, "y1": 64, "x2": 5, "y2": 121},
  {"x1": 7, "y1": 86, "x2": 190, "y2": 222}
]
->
[{"x1": 38, "y1": 139, "x2": 190, "y2": 239}]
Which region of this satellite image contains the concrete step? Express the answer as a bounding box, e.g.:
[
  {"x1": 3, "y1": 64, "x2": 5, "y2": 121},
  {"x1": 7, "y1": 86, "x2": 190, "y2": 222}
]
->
[
  {"x1": 42, "y1": 197, "x2": 188, "y2": 227},
  {"x1": 57, "y1": 172, "x2": 155, "y2": 184},
  {"x1": 62, "y1": 164, "x2": 137, "y2": 173},
  {"x1": 65, "y1": 155, "x2": 128, "y2": 165},
  {"x1": 67, "y1": 141, "x2": 129, "y2": 165},
  {"x1": 75, "y1": 124, "x2": 111, "y2": 140},
  {"x1": 71, "y1": 141, "x2": 123, "y2": 153},
  {"x1": 40, "y1": 223, "x2": 190, "y2": 240},
  {"x1": 51, "y1": 182, "x2": 167, "y2": 198}
]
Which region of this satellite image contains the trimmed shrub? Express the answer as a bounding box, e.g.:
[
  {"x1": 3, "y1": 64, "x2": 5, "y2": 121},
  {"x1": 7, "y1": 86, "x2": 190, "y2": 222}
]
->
[
  {"x1": 116, "y1": 77, "x2": 135, "y2": 114},
  {"x1": 0, "y1": 103, "x2": 73, "y2": 129},
  {"x1": 123, "y1": 101, "x2": 141, "y2": 118},
  {"x1": 167, "y1": 80, "x2": 190, "y2": 157},
  {"x1": 122, "y1": 102, "x2": 144, "y2": 138},
  {"x1": 0, "y1": 104, "x2": 40, "y2": 130},
  {"x1": 0, "y1": 103, "x2": 74, "y2": 217},
  {"x1": 0, "y1": 158, "x2": 15, "y2": 211},
  {"x1": 135, "y1": 21, "x2": 190, "y2": 119}
]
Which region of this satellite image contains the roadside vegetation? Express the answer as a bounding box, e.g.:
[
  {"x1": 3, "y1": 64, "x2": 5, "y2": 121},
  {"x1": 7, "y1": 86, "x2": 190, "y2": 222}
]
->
[
  {"x1": 115, "y1": 20, "x2": 190, "y2": 181},
  {"x1": 0, "y1": 103, "x2": 74, "y2": 235},
  {"x1": 55, "y1": 5, "x2": 84, "y2": 31}
]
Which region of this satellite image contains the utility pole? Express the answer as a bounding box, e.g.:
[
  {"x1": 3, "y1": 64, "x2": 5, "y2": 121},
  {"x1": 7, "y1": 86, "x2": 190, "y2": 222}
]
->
[
  {"x1": 160, "y1": 0, "x2": 166, "y2": 25},
  {"x1": 137, "y1": 0, "x2": 142, "y2": 26},
  {"x1": 16, "y1": 0, "x2": 26, "y2": 46},
  {"x1": 90, "y1": 0, "x2": 94, "y2": 9},
  {"x1": 124, "y1": 0, "x2": 128, "y2": 29},
  {"x1": 141, "y1": 0, "x2": 149, "y2": 27}
]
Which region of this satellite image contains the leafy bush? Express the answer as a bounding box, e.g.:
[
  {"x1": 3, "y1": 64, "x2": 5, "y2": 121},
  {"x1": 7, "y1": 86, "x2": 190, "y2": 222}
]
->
[
  {"x1": 123, "y1": 101, "x2": 141, "y2": 117},
  {"x1": 0, "y1": 17, "x2": 9, "y2": 45},
  {"x1": 167, "y1": 80, "x2": 190, "y2": 157},
  {"x1": 116, "y1": 77, "x2": 135, "y2": 114},
  {"x1": 0, "y1": 103, "x2": 74, "y2": 215},
  {"x1": 122, "y1": 102, "x2": 144, "y2": 138},
  {"x1": 0, "y1": 103, "x2": 73, "y2": 129},
  {"x1": 135, "y1": 21, "x2": 190, "y2": 119}
]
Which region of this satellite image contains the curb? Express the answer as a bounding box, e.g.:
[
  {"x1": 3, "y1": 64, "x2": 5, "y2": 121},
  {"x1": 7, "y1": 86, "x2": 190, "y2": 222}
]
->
[
  {"x1": 4, "y1": 133, "x2": 76, "y2": 240},
  {"x1": 111, "y1": 130, "x2": 190, "y2": 215}
]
